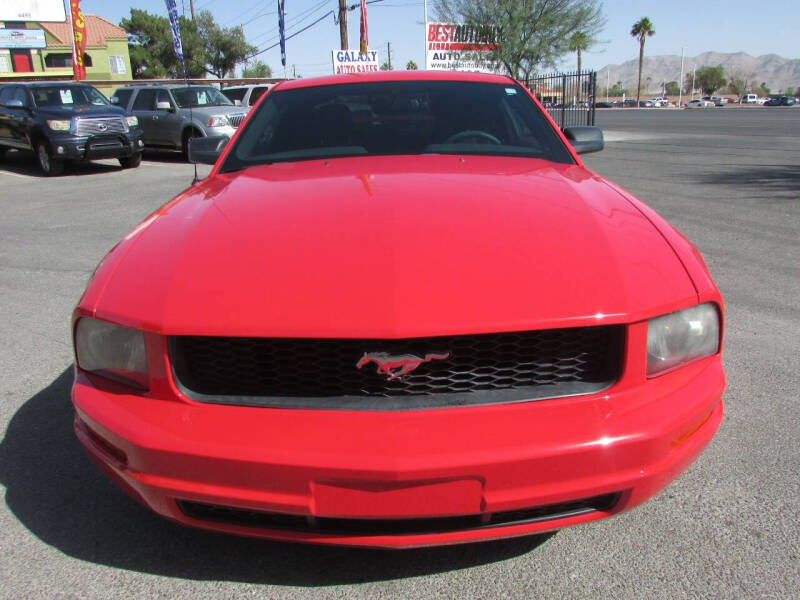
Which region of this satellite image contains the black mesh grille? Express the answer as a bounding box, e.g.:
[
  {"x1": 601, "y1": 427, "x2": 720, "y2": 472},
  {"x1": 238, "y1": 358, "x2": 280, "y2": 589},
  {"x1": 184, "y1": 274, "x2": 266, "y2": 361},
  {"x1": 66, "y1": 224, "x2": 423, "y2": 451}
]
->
[
  {"x1": 169, "y1": 326, "x2": 623, "y2": 408},
  {"x1": 177, "y1": 492, "x2": 622, "y2": 536}
]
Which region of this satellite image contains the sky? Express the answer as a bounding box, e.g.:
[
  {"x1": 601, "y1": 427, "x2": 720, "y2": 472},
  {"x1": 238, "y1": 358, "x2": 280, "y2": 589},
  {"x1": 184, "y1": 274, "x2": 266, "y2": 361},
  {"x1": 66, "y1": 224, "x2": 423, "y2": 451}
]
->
[{"x1": 76, "y1": 0, "x2": 800, "y2": 78}]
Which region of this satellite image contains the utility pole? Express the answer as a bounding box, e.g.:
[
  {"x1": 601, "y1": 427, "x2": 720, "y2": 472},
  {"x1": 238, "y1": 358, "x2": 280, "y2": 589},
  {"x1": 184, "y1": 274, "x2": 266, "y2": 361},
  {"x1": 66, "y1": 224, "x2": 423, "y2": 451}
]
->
[
  {"x1": 338, "y1": 0, "x2": 348, "y2": 50},
  {"x1": 293, "y1": 64, "x2": 297, "y2": 78},
  {"x1": 190, "y1": 0, "x2": 195, "y2": 20},
  {"x1": 692, "y1": 66, "x2": 696, "y2": 100},
  {"x1": 387, "y1": 42, "x2": 392, "y2": 69},
  {"x1": 678, "y1": 46, "x2": 685, "y2": 107}
]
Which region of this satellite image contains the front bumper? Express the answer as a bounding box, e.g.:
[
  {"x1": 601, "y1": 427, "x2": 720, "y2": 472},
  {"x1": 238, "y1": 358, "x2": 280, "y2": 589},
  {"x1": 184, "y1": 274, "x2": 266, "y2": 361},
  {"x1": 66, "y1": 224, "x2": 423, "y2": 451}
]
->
[
  {"x1": 72, "y1": 345, "x2": 724, "y2": 548},
  {"x1": 49, "y1": 131, "x2": 144, "y2": 161}
]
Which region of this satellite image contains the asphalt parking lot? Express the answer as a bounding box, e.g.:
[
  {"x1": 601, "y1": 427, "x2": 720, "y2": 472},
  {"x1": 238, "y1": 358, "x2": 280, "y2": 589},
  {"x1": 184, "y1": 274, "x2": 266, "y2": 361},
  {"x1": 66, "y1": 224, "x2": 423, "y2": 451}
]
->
[{"x1": 1, "y1": 108, "x2": 798, "y2": 599}]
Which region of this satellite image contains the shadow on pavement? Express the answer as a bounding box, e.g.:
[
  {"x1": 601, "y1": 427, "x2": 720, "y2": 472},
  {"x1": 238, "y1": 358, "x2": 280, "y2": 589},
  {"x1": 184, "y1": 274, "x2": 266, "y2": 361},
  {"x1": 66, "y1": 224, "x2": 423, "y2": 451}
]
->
[
  {"x1": 0, "y1": 368, "x2": 551, "y2": 585},
  {"x1": 0, "y1": 149, "x2": 123, "y2": 177},
  {"x1": 695, "y1": 164, "x2": 800, "y2": 195}
]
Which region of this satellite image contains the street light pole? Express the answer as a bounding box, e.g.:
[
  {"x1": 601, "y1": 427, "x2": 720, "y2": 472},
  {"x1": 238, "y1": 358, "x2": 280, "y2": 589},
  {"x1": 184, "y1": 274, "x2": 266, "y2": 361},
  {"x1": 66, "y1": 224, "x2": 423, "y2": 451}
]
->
[
  {"x1": 423, "y1": 0, "x2": 428, "y2": 69},
  {"x1": 678, "y1": 46, "x2": 685, "y2": 107}
]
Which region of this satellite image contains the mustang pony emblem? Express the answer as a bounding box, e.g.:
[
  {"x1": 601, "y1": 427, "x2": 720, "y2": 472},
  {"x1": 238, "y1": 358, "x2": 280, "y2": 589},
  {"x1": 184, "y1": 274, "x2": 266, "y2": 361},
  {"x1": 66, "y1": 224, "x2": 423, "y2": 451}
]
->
[{"x1": 356, "y1": 352, "x2": 451, "y2": 380}]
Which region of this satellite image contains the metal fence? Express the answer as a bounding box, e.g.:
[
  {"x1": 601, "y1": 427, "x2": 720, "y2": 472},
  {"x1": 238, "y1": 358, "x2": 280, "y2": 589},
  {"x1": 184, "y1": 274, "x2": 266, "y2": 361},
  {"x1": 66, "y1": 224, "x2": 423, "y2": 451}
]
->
[{"x1": 526, "y1": 71, "x2": 597, "y2": 129}]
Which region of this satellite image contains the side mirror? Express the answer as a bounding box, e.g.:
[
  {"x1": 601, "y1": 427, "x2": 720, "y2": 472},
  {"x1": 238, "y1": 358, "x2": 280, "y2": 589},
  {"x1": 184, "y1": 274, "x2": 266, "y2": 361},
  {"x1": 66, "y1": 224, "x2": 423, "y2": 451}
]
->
[
  {"x1": 156, "y1": 100, "x2": 173, "y2": 112},
  {"x1": 233, "y1": 99, "x2": 242, "y2": 106},
  {"x1": 188, "y1": 135, "x2": 228, "y2": 165},
  {"x1": 109, "y1": 97, "x2": 120, "y2": 105},
  {"x1": 563, "y1": 126, "x2": 604, "y2": 154}
]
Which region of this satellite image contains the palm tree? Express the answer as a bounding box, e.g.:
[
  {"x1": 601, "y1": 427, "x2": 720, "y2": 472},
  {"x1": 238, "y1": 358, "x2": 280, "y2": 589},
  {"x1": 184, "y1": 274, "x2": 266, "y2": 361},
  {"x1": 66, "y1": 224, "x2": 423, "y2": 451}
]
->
[
  {"x1": 568, "y1": 31, "x2": 589, "y2": 74},
  {"x1": 630, "y1": 17, "x2": 655, "y2": 106}
]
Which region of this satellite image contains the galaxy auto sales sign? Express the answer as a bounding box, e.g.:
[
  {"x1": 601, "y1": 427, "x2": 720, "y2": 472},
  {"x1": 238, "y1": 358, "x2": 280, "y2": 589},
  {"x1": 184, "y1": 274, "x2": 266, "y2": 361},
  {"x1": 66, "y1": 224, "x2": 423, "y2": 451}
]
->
[
  {"x1": 426, "y1": 23, "x2": 502, "y2": 73},
  {"x1": 331, "y1": 49, "x2": 380, "y2": 74}
]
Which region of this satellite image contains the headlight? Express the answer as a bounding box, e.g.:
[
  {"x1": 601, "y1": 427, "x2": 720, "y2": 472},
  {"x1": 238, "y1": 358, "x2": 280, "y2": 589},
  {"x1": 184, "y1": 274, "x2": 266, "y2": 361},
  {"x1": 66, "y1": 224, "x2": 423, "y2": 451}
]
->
[
  {"x1": 125, "y1": 115, "x2": 138, "y2": 128},
  {"x1": 47, "y1": 119, "x2": 71, "y2": 131},
  {"x1": 647, "y1": 303, "x2": 720, "y2": 377},
  {"x1": 75, "y1": 318, "x2": 148, "y2": 389},
  {"x1": 207, "y1": 115, "x2": 229, "y2": 127}
]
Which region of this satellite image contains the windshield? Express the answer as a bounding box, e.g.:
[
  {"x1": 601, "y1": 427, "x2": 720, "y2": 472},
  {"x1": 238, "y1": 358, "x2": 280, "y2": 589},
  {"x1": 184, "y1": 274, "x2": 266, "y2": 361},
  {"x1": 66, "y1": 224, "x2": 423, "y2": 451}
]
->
[
  {"x1": 221, "y1": 80, "x2": 574, "y2": 172},
  {"x1": 172, "y1": 86, "x2": 233, "y2": 108},
  {"x1": 32, "y1": 85, "x2": 109, "y2": 108}
]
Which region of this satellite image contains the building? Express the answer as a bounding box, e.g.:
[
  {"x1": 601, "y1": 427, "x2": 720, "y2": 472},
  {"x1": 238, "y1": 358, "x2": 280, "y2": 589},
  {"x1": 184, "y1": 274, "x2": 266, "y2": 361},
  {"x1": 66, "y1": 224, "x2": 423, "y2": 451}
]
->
[{"x1": 0, "y1": 15, "x2": 132, "y2": 95}]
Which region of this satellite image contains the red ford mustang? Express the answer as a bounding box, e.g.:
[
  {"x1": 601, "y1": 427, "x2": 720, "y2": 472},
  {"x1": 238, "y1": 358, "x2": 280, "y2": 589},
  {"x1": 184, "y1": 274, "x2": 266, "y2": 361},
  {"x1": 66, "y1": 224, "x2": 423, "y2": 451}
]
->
[{"x1": 72, "y1": 71, "x2": 725, "y2": 548}]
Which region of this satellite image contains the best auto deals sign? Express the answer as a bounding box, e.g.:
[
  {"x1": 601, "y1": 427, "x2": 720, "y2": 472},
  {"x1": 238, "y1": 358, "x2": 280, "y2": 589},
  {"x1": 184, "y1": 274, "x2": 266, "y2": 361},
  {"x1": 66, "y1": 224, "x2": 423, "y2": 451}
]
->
[
  {"x1": 332, "y1": 49, "x2": 380, "y2": 75},
  {"x1": 426, "y1": 23, "x2": 502, "y2": 73}
]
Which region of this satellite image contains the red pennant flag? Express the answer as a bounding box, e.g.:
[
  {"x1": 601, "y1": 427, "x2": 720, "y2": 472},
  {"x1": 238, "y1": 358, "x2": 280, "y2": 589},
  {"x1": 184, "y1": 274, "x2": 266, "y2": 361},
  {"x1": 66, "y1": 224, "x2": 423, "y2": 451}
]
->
[
  {"x1": 359, "y1": 0, "x2": 368, "y2": 56},
  {"x1": 70, "y1": 0, "x2": 87, "y2": 80}
]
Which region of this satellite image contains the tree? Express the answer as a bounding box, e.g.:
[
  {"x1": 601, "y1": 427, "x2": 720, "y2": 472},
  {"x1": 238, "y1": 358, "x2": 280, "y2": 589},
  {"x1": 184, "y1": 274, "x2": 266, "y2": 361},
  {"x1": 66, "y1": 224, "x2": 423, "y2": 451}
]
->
[
  {"x1": 608, "y1": 81, "x2": 627, "y2": 97},
  {"x1": 567, "y1": 30, "x2": 589, "y2": 74},
  {"x1": 380, "y1": 62, "x2": 392, "y2": 70},
  {"x1": 664, "y1": 81, "x2": 680, "y2": 96},
  {"x1": 435, "y1": 0, "x2": 605, "y2": 81},
  {"x1": 630, "y1": 17, "x2": 655, "y2": 106},
  {"x1": 726, "y1": 71, "x2": 752, "y2": 100},
  {"x1": 755, "y1": 82, "x2": 771, "y2": 96},
  {"x1": 690, "y1": 65, "x2": 727, "y2": 96},
  {"x1": 121, "y1": 8, "x2": 206, "y2": 78},
  {"x1": 242, "y1": 60, "x2": 272, "y2": 78},
  {"x1": 406, "y1": 60, "x2": 418, "y2": 70},
  {"x1": 195, "y1": 11, "x2": 256, "y2": 79}
]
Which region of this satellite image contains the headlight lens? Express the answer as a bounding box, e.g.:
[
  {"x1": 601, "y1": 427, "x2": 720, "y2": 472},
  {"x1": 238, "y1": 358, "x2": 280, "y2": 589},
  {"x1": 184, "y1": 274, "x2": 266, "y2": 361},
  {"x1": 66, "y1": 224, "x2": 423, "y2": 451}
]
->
[
  {"x1": 125, "y1": 115, "x2": 138, "y2": 128},
  {"x1": 47, "y1": 119, "x2": 71, "y2": 131},
  {"x1": 207, "y1": 115, "x2": 228, "y2": 127},
  {"x1": 647, "y1": 303, "x2": 720, "y2": 377},
  {"x1": 75, "y1": 318, "x2": 148, "y2": 389}
]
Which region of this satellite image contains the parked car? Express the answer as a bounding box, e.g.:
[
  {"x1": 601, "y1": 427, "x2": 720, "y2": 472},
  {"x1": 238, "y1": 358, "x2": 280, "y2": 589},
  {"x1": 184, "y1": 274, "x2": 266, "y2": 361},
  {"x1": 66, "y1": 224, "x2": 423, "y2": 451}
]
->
[
  {"x1": 110, "y1": 83, "x2": 248, "y2": 158},
  {"x1": 639, "y1": 100, "x2": 655, "y2": 107},
  {"x1": 73, "y1": 71, "x2": 724, "y2": 548},
  {"x1": 740, "y1": 93, "x2": 760, "y2": 104},
  {"x1": 0, "y1": 82, "x2": 143, "y2": 175},
  {"x1": 594, "y1": 101, "x2": 614, "y2": 108},
  {"x1": 220, "y1": 83, "x2": 274, "y2": 108},
  {"x1": 650, "y1": 97, "x2": 669, "y2": 107},
  {"x1": 701, "y1": 96, "x2": 725, "y2": 107},
  {"x1": 686, "y1": 99, "x2": 714, "y2": 108},
  {"x1": 764, "y1": 96, "x2": 795, "y2": 106}
]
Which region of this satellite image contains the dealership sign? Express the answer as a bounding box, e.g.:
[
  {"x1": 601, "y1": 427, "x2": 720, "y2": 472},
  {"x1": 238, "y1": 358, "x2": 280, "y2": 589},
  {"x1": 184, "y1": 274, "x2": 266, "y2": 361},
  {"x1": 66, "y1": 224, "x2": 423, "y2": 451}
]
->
[
  {"x1": 1, "y1": 0, "x2": 66, "y2": 22},
  {"x1": 426, "y1": 23, "x2": 501, "y2": 73},
  {"x1": 331, "y1": 49, "x2": 380, "y2": 74},
  {"x1": 0, "y1": 28, "x2": 46, "y2": 49}
]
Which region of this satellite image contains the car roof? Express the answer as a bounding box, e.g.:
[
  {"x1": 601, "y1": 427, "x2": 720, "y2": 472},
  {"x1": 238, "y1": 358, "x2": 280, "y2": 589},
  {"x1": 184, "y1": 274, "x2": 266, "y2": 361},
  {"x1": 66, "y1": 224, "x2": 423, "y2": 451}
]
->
[
  {"x1": 223, "y1": 84, "x2": 273, "y2": 90},
  {"x1": 5, "y1": 81, "x2": 96, "y2": 88},
  {"x1": 275, "y1": 70, "x2": 515, "y2": 91}
]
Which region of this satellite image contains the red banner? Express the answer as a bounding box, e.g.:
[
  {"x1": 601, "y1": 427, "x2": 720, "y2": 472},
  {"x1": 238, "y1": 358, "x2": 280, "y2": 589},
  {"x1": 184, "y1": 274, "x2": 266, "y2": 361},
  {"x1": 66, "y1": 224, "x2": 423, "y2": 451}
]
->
[
  {"x1": 70, "y1": 0, "x2": 87, "y2": 80},
  {"x1": 359, "y1": 0, "x2": 368, "y2": 56}
]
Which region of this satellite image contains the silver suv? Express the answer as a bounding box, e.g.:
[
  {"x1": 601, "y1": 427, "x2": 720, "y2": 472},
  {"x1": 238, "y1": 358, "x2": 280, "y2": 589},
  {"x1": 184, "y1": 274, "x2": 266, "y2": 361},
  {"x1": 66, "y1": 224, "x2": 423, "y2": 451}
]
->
[{"x1": 111, "y1": 84, "x2": 248, "y2": 157}]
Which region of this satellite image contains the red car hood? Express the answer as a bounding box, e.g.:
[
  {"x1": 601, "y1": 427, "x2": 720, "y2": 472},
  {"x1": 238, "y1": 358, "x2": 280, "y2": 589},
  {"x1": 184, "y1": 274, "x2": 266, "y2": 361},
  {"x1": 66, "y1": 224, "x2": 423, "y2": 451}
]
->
[{"x1": 92, "y1": 155, "x2": 697, "y2": 337}]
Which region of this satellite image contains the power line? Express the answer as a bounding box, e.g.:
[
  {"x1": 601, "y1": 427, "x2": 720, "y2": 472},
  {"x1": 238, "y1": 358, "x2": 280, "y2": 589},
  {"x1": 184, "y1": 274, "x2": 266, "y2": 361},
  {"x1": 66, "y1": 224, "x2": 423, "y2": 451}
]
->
[
  {"x1": 245, "y1": 10, "x2": 336, "y2": 60},
  {"x1": 247, "y1": 0, "x2": 331, "y2": 46}
]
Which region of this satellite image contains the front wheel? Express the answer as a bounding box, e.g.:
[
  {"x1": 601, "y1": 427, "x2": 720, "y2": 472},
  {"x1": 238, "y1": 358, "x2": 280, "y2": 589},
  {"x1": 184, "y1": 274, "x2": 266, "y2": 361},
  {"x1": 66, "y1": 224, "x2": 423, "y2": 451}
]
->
[
  {"x1": 181, "y1": 129, "x2": 201, "y2": 161},
  {"x1": 119, "y1": 153, "x2": 142, "y2": 169},
  {"x1": 36, "y1": 141, "x2": 64, "y2": 176}
]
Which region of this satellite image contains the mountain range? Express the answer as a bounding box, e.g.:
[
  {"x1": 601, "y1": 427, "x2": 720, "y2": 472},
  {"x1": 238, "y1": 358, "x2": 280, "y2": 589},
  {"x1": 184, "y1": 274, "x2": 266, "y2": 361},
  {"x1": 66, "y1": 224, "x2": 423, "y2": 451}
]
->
[{"x1": 595, "y1": 52, "x2": 800, "y2": 94}]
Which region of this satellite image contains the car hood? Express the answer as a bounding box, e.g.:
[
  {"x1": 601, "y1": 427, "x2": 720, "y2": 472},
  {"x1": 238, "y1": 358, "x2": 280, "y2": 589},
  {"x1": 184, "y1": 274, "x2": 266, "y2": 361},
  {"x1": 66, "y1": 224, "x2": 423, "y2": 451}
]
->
[
  {"x1": 37, "y1": 105, "x2": 126, "y2": 119},
  {"x1": 91, "y1": 155, "x2": 697, "y2": 337}
]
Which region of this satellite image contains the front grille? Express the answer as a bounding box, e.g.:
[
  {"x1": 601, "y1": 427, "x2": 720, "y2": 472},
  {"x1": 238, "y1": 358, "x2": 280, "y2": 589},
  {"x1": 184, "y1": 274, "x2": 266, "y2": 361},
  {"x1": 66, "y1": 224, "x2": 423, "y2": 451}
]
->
[
  {"x1": 178, "y1": 492, "x2": 622, "y2": 536},
  {"x1": 227, "y1": 113, "x2": 247, "y2": 128},
  {"x1": 169, "y1": 326, "x2": 624, "y2": 409},
  {"x1": 75, "y1": 117, "x2": 127, "y2": 136}
]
